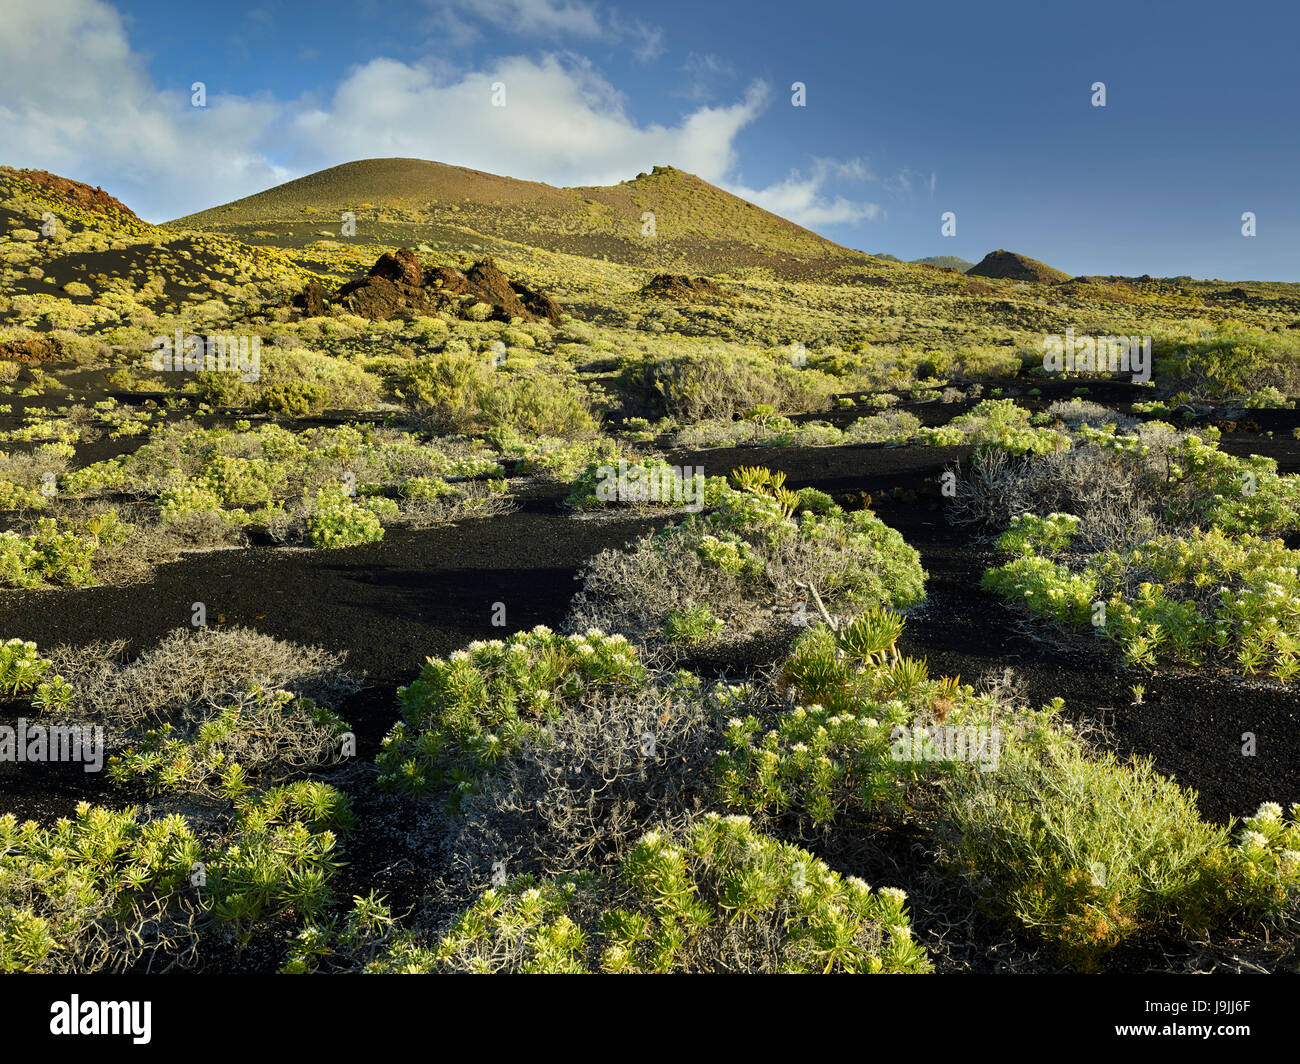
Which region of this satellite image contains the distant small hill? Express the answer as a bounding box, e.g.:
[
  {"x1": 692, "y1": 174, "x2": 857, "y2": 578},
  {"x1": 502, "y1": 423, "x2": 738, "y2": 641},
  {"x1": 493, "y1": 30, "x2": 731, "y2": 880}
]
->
[
  {"x1": 911, "y1": 255, "x2": 973, "y2": 272},
  {"x1": 967, "y1": 249, "x2": 1069, "y2": 284},
  {"x1": 870, "y1": 253, "x2": 972, "y2": 271}
]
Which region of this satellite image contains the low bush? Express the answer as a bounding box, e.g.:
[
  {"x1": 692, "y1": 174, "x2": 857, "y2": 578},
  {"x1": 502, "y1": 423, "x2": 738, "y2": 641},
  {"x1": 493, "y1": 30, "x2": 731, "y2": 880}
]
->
[
  {"x1": 983, "y1": 526, "x2": 1300, "y2": 680},
  {"x1": 939, "y1": 734, "x2": 1300, "y2": 969},
  {"x1": 434, "y1": 815, "x2": 931, "y2": 973},
  {"x1": 48, "y1": 626, "x2": 359, "y2": 730},
  {"x1": 715, "y1": 620, "x2": 996, "y2": 827},
  {"x1": 569, "y1": 466, "x2": 926, "y2": 646},
  {"x1": 1153, "y1": 327, "x2": 1300, "y2": 401},
  {"x1": 621, "y1": 349, "x2": 832, "y2": 423},
  {"x1": 0, "y1": 638, "x2": 74, "y2": 711},
  {"x1": 108, "y1": 685, "x2": 352, "y2": 799},
  {"x1": 948, "y1": 421, "x2": 1300, "y2": 550},
  {"x1": 376, "y1": 627, "x2": 647, "y2": 803},
  {"x1": 0, "y1": 803, "x2": 203, "y2": 973},
  {"x1": 306, "y1": 484, "x2": 385, "y2": 548},
  {"x1": 396, "y1": 353, "x2": 596, "y2": 437}
]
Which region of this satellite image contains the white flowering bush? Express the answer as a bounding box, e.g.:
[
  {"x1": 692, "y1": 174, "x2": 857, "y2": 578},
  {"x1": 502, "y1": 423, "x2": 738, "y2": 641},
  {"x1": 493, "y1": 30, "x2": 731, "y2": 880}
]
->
[
  {"x1": 994, "y1": 512, "x2": 1080, "y2": 556},
  {"x1": 377, "y1": 626, "x2": 647, "y2": 803},
  {"x1": 1231, "y1": 802, "x2": 1300, "y2": 916},
  {"x1": 715, "y1": 621, "x2": 988, "y2": 825},
  {"x1": 0, "y1": 638, "x2": 74, "y2": 711},
  {"x1": 434, "y1": 816, "x2": 930, "y2": 973},
  {"x1": 306, "y1": 484, "x2": 384, "y2": 548},
  {"x1": 985, "y1": 526, "x2": 1300, "y2": 680}
]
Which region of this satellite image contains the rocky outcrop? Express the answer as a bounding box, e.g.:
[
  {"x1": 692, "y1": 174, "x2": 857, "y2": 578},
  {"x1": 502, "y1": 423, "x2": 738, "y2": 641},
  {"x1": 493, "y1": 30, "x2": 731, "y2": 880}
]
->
[
  {"x1": 511, "y1": 280, "x2": 565, "y2": 325},
  {"x1": 0, "y1": 335, "x2": 62, "y2": 364},
  {"x1": 295, "y1": 280, "x2": 328, "y2": 318},
  {"x1": 298, "y1": 248, "x2": 567, "y2": 323},
  {"x1": 1, "y1": 168, "x2": 138, "y2": 218},
  {"x1": 640, "y1": 273, "x2": 728, "y2": 300}
]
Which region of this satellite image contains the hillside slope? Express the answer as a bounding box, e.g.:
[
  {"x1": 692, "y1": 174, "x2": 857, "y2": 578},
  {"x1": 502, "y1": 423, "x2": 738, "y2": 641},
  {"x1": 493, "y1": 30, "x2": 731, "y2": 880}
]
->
[{"x1": 169, "y1": 158, "x2": 868, "y2": 275}]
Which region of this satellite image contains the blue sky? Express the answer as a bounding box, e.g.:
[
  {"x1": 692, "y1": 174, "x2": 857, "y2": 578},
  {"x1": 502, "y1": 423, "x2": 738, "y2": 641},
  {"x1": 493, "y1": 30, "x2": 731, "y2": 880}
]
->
[{"x1": 2, "y1": 0, "x2": 1297, "y2": 279}]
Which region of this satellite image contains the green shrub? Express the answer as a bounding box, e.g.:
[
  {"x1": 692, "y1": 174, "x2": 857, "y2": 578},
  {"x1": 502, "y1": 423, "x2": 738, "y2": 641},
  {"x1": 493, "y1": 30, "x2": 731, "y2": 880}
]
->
[
  {"x1": 571, "y1": 467, "x2": 926, "y2": 645},
  {"x1": 664, "y1": 604, "x2": 724, "y2": 644},
  {"x1": 0, "y1": 803, "x2": 202, "y2": 973},
  {"x1": 307, "y1": 484, "x2": 385, "y2": 548},
  {"x1": 258, "y1": 380, "x2": 331, "y2": 416},
  {"x1": 994, "y1": 512, "x2": 1081, "y2": 556},
  {"x1": 435, "y1": 815, "x2": 931, "y2": 973},
  {"x1": 0, "y1": 512, "x2": 125, "y2": 588},
  {"x1": 203, "y1": 782, "x2": 353, "y2": 940},
  {"x1": 715, "y1": 621, "x2": 986, "y2": 825},
  {"x1": 566, "y1": 459, "x2": 726, "y2": 510},
  {"x1": 396, "y1": 354, "x2": 595, "y2": 437},
  {"x1": 0, "y1": 478, "x2": 46, "y2": 510},
  {"x1": 282, "y1": 892, "x2": 438, "y2": 974},
  {"x1": 108, "y1": 685, "x2": 351, "y2": 799},
  {"x1": 939, "y1": 733, "x2": 1299, "y2": 969},
  {"x1": 0, "y1": 638, "x2": 74, "y2": 711},
  {"x1": 376, "y1": 627, "x2": 647, "y2": 803},
  {"x1": 622, "y1": 349, "x2": 831, "y2": 423},
  {"x1": 1154, "y1": 328, "x2": 1300, "y2": 400},
  {"x1": 985, "y1": 526, "x2": 1300, "y2": 680}
]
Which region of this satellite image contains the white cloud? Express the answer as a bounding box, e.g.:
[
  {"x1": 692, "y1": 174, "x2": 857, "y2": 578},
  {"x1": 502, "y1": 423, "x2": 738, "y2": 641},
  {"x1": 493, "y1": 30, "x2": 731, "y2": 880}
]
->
[
  {"x1": 287, "y1": 58, "x2": 767, "y2": 191},
  {"x1": 725, "y1": 158, "x2": 883, "y2": 227},
  {"x1": 426, "y1": 2, "x2": 666, "y2": 63},
  {"x1": 627, "y1": 23, "x2": 665, "y2": 63},
  {"x1": 0, "y1": 0, "x2": 289, "y2": 218},
  {"x1": 0, "y1": 0, "x2": 890, "y2": 234},
  {"x1": 438, "y1": 0, "x2": 605, "y2": 38}
]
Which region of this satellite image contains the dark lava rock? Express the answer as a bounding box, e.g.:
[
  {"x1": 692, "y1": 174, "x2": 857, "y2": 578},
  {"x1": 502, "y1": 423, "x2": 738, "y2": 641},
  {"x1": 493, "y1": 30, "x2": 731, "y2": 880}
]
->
[
  {"x1": 425, "y1": 265, "x2": 471, "y2": 295},
  {"x1": 641, "y1": 273, "x2": 727, "y2": 300},
  {"x1": 464, "y1": 257, "x2": 533, "y2": 321},
  {"x1": 336, "y1": 274, "x2": 437, "y2": 321},
  {"x1": 294, "y1": 280, "x2": 328, "y2": 318},
  {"x1": 0, "y1": 335, "x2": 62, "y2": 363},
  {"x1": 369, "y1": 248, "x2": 423, "y2": 287},
  {"x1": 511, "y1": 280, "x2": 565, "y2": 325},
  {"x1": 324, "y1": 249, "x2": 565, "y2": 324}
]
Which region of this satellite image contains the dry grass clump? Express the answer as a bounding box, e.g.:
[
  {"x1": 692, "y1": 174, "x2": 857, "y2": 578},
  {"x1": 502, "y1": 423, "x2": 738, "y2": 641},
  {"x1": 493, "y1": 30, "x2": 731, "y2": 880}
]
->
[
  {"x1": 1043, "y1": 398, "x2": 1139, "y2": 432},
  {"x1": 49, "y1": 625, "x2": 360, "y2": 730},
  {"x1": 450, "y1": 677, "x2": 723, "y2": 890},
  {"x1": 569, "y1": 480, "x2": 925, "y2": 649},
  {"x1": 621, "y1": 349, "x2": 833, "y2": 423},
  {"x1": 947, "y1": 445, "x2": 1166, "y2": 550}
]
